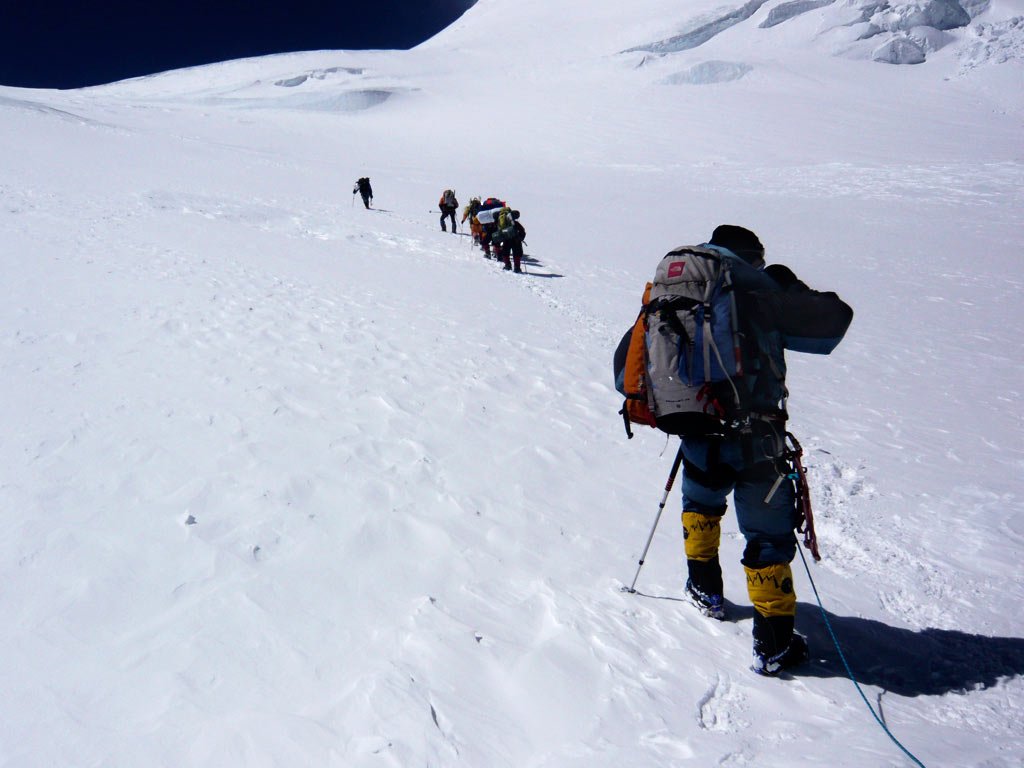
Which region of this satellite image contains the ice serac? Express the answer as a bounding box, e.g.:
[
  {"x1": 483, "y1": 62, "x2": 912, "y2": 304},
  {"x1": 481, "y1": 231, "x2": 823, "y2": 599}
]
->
[
  {"x1": 870, "y1": 0, "x2": 972, "y2": 32},
  {"x1": 873, "y1": 34, "x2": 929, "y2": 62},
  {"x1": 624, "y1": 0, "x2": 772, "y2": 53},
  {"x1": 619, "y1": 0, "x2": 981, "y2": 66},
  {"x1": 760, "y1": 0, "x2": 837, "y2": 29},
  {"x1": 858, "y1": 0, "x2": 974, "y2": 63}
]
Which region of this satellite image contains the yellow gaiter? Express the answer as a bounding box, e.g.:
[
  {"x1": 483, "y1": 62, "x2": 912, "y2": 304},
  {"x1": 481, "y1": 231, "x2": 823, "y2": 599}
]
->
[
  {"x1": 744, "y1": 563, "x2": 797, "y2": 617},
  {"x1": 682, "y1": 511, "x2": 721, "y2": 562}
]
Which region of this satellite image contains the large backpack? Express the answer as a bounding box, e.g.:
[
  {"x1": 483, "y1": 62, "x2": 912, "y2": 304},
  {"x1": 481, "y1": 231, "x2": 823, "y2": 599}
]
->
[
  {"x1": 615, "y1": 246, "x2": 748, "y2": 438},
  {"x1": 442, "y1": 189, "x2": 457, "y2": 208},
  {"x1": 475, "y1": 200, "x2": 505, "y2": 226},
  {"x1": 494, "y1": 207, "x2": 521, "y2": 242}
]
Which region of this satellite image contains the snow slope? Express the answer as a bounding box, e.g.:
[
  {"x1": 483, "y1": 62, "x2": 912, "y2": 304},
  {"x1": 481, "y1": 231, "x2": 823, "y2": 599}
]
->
[{"x1": 1, "y1": 1, "x2": 1023, "y2": 766}]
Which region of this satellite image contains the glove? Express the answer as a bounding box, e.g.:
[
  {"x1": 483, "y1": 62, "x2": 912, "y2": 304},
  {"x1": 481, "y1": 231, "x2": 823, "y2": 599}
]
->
[{"x1": 765, "y1": 264, "x2": 808, "y2": 292}]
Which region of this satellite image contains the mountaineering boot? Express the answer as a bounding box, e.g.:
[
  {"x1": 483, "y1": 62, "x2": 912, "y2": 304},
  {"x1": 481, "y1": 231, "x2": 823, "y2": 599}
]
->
[
  {"x1": 751, "y1": 614, "x2": 809, "y2": 676},
  {"x1": 745, "y1": 562, "x2": 807, "y2": 675},
  {"x1": 685, "y1": 576, "x2": 725, "y2": 620},
  {"x1": 683, "y1": 512, "x2": 725, "y2": 619}
]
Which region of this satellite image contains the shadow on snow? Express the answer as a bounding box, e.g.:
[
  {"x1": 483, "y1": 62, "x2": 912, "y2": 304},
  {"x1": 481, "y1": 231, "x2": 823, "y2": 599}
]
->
[
  {"x1": 474, "y1": 249, "x2": 563, "y2": 278},
  {"x1": 519, "y1": 253, "x2": 564, "y2": 279},
  {"x1": 797, "y1": 603, "x2": 1024, "y2": 698},
  {"x1": 630, "y1": 591, "x2": 1024, "y2": 696}
]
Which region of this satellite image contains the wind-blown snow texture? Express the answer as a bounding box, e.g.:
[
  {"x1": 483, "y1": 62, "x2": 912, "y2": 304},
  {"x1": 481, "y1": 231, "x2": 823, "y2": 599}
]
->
[{"x1": 1, "y1": 0, "x2": 1023, "y2": 766}]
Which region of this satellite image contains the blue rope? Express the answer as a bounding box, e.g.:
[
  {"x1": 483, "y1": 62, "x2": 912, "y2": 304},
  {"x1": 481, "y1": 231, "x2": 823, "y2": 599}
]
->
[{"x1": 797, "y1": 546, "x2": 927, "y2": 768}]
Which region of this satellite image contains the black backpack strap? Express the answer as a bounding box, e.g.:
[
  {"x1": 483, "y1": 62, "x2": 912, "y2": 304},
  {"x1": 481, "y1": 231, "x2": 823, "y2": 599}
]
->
[{"x1": 619, "y1": 404, "x2": 635, "y2": 439}]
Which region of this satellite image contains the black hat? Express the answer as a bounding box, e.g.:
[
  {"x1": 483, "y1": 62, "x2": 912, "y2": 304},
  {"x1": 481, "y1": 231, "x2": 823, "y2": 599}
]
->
[{"x1": 709, "y1": 225, "x2": 765, "y2": 268}]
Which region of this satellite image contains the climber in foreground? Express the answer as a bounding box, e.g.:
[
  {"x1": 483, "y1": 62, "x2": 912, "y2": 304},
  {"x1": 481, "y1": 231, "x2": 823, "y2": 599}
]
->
[{"x1": 614, "y1": 225, "x2": 853, "y2": 676}]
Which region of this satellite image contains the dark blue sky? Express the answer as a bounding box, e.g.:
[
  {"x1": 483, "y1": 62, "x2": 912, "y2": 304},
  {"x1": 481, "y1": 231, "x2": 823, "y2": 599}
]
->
[{"x1": 1, "y1": 1, "x2": 475, "y2": 90}]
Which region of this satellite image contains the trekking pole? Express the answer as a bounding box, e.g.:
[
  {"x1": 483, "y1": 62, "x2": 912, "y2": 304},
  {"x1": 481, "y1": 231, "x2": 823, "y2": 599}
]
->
[
  {"x1": 351, "y1": 192, "x2": 355, "y2": 208},
  {"x1": 623, "y1": 441, "x2": 685, "y2": 594}
]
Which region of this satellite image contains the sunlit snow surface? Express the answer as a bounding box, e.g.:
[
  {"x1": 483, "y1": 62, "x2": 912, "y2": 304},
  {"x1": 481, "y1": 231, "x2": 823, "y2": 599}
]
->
[{"x1": 1, "y1": 0, "x2": 1023, "y2": 766}]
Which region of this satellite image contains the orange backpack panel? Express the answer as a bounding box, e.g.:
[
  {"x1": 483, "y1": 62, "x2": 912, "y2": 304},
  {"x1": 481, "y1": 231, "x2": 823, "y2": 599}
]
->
[{"x1": 618, "y1": 282, "x2": 657, "y2": 437}]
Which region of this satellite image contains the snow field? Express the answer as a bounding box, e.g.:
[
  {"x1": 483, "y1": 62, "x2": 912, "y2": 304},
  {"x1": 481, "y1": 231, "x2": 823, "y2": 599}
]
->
[{"x1": 2, "y1": 0, "x2": 1024, "y2": 764}]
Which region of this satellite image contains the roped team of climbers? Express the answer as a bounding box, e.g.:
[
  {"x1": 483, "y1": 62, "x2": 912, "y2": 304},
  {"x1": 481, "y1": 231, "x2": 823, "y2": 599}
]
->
[
  {"x1": 439, "y1": 190, "x2": 527, "y2": 273},
  {"x1": 354, "y1": 177, "x2": 529, "y2": 274},
  {"x1": 472, "y1": 196, "x2": 527, "y2": 273}
]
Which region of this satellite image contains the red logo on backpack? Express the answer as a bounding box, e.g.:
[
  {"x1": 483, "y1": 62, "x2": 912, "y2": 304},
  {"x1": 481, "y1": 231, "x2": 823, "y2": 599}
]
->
[{"x1": 667, "y1": 261, "x2": 686, "y2": 278}]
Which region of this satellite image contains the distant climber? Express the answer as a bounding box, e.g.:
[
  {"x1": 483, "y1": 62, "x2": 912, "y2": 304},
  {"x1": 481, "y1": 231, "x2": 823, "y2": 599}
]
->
[
  {"x1": 353, "y1": 177, "x2": 373, "y2": 209},
  {"x1": 491, "y1": 207, "x2": 526, "y2": 273},
  {"x1": 462, "y1": 196, "x2": 483, "y2": 244},
  {"x1": 439, "y1": 189, "x2": 459, "y2": 232},
  {"x1": 474, "y1": 197, "x2": 506, "y2": 258}
]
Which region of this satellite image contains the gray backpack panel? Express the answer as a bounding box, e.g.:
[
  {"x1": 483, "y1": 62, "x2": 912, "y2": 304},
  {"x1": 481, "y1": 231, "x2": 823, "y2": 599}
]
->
[{"x1": 644, "y1": 246, "x2": 744, "y2": 434}]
